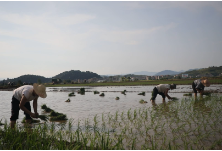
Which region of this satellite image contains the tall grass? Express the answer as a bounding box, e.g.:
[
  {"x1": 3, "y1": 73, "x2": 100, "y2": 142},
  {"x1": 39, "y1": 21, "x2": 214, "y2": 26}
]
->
[{"x1": 1, "y1": 94, "x2": 222, "y2": 149}]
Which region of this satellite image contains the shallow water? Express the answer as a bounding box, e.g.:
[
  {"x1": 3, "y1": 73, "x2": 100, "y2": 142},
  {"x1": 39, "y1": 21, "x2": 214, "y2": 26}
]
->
[{"x1": 0, "y1": 85, "x2": 221, "y2": 124}]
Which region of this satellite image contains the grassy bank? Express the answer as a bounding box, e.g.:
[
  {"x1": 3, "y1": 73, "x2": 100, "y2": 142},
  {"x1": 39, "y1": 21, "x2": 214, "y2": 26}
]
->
[
  {"x1": 46, "y1": 77, "x2": 222, "y2": 87},
  {"x1": 1, "y1": 94, "x2": 222, "y2": 149}
]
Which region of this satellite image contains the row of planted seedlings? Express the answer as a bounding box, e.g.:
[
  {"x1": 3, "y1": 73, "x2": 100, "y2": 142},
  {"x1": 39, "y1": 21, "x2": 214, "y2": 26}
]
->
[
  {"x1": 1, "y1": 94, "x2": 222, "y2": 149},
  {"x1": 63, "y1": 94, "x2": 222, "y2": 150}
]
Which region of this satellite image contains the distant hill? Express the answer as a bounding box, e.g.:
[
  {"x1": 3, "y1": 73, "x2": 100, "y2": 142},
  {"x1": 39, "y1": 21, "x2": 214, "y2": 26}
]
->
[
  {"x1": 180, "y1": 66, "x2": 222, "y2": 77},
  {"x1": 0, "y1": 75, "x2": 51, "y2": 84},
  {"x1": 131, "y1": 71, "x2": 157, "y2": 76},
  {"x1": 155, "y1": 70, "x2": 182, "y2": 76},
  {"x1": 53, "y1": 70, "x2": 102, "y2": 80}
]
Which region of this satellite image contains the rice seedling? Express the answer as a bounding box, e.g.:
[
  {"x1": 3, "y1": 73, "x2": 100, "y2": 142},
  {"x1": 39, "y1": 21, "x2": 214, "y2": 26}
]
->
[
  {"x1": 21, "y1": 117, "x2": 40, "y2": 123},
  {"x1": 183, "y1": 93, "x2": 192, "y2": 96},
  {"x1": 115, "y1": 97, "x2": 120, "y2": 100},
  {"x1": 38, "y1": 115, "x2": 48, "y2": 121},
  {"x1": 171, "y1": 97, "x2": 179, "y2": 101},
  {"x1": 68, "y1": 92, "x2": 75, "y2": 97},
  {"x1": 65, "y1": 98, "x2": 71, "y2": 102},
  {"x1": 50, "y1": 114, "x2": 68, "y2": 121},
  {"x1": 1, "y1": 94, "x2": 222, "y2": 150},
  {"x1": 203, "y1": 91, "x2": 211, "y2": 96},
  {"x1": 138, "y1": 92, "x2": 145, "y2": 95},
  {"x1": 94, "y1": 91, "x2": 100, "y2": 94},
  {"x1": 78, "y1": 88, "x2": 85, "y2": 95},
  {"x1": 41, "y1": 104, "x2": 53, "y2": 113},
  {"x1": 139, "y1": 99, "x2": 147, "y2": 104},
  {"x1": 99, "y1": 93, "x2": 105, "y2": 96}
]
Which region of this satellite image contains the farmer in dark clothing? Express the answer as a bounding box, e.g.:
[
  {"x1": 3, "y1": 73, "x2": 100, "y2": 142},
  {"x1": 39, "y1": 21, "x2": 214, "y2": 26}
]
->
[
  {"x1": 150, "y1": 84, "x2": 176, "y2": 103},
  {"x1": 192, "y1": 79, "x2": 210, "y2": 97}
]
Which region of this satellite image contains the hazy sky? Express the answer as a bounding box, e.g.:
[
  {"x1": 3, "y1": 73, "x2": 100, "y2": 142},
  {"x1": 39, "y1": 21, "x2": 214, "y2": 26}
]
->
[{"x1": 1, "y1": 1, "x2": 222, "y2": 79}]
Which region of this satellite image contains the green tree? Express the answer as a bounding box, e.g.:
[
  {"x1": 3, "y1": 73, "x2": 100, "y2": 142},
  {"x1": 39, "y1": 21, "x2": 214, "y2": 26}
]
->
[
  {"x1": 17, "y1": 80, "x2": 23, "y2": 85},
  {"x1": 38, "y1": 79, "x2": 42, "y2": 84}
]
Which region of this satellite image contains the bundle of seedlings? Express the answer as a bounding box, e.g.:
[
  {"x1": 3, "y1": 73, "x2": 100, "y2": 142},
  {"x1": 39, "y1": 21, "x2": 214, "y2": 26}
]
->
[
  {"x1": 68, "y1": 92, "x2": 75, "y2": 97},
  {"x1": 121, "y1": 90, "x2": 126, "y2": 95},
  {"x1": 65, "y1": 98, "x2": 71, "y2": 102},
  {"x1": 41, "y1": 104, "x2": 53, "y2": 112},
  {"x1": 99, "y1": 93, "x2": 105, "y2": 96},
  {"x1": 183, "y1": 93, "x2": 192, "y2": 96},
  {"x1": 50, "y1": 114, "x2": 67, "y2": 121},
  {"x1": 78, "y1": 88, "x2": 85, "y2": 94},
  {"x1": 94, "y1": 91, "x2": 100, "y2": 94},
  {"x1": 21, "y1": 117, "x2": 40, "y2": 124},
  {"x1": 138, "y1": 92, "x2": 145, "y2": 95},
  {"x1": 38, "y1": 115, "x2": 49, "y2": 121},
  {"x1": 115, "y1": 97, "x2": 120, "y2": 100},
  {"x1": 49, "y1": 110, "x2": 64, "y2": 117},
  {"x1": 139, "y1": 99, "x2": 147, "y2": 104}
]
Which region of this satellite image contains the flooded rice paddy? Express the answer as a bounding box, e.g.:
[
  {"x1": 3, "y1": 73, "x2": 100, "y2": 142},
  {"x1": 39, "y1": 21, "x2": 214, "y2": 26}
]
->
[
  {"x1": 0, "y1": 85, "x2": 221, "y2": 124},
  {"x1": 1, "y1": 85, "x2": 222, "y2": 149}
]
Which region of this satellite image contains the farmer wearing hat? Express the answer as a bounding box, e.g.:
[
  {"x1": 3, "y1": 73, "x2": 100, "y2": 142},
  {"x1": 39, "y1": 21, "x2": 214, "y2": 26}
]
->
[
  {"x1": 10, "y1": 83, "x2": 47, "y2": 128},
  {"x1": 192, "y1": 79, "x2": 210, "y2": 97},
  {"x1": 150, "y1": 84, "x2": 176, "y2": 103}
]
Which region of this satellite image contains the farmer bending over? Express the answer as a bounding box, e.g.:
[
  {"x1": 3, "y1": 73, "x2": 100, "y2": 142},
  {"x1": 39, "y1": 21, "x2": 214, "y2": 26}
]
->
[
  {"x1": 192, "y1": 79, "x2": 210, "y2": 97},
  {"x1": 10, "y1": 83, "x2": 47, "y2": 128},
  {"x1": 150, "y1": 84, "x2": 176, "y2": 103}
]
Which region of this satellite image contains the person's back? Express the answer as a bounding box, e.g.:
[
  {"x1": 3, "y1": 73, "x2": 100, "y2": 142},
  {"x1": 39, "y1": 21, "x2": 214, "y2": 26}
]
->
[
  {"x1": 156, "y1": 84, "x2": 170, "y2": 93},
  {"x1": 13, "y1": 85, "x2": 37, "y2": 102}
]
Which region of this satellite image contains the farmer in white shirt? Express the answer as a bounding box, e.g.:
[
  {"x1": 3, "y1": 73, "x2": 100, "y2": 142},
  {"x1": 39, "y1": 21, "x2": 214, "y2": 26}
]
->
[
  {"x1": 10, "y1": 83, "x2": 47, "y2": 128},
  {"x1": 150, "y1": 84, "x2": 176, "y2": 103}
]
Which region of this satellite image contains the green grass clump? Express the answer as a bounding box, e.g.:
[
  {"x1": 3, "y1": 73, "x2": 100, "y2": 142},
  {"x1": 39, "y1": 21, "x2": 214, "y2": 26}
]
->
[
  {"x1": 78, "y1": 88, "x2": 85, "y2": 94},
  {"x1": 68, "y1": 92, "x2": 75, "y2": 96},
  {"x1": 139, "y1": 99, "x2": 147, "y2": 104},
  {"x1": 138, "y1": 92, "x2": 145, "y2": 95},
  {"x1": 183, "y1": 93, "x2": 192, "y2": 96},
  {"x1": 99, "y1": 93, "x2": 105, "y2": 96},
  {"x1": 94, "y1": 91, "x2": 100, "y2": 94},
  {"x1": 115, "y1": 97, "x2": 120, "y2": 100}
]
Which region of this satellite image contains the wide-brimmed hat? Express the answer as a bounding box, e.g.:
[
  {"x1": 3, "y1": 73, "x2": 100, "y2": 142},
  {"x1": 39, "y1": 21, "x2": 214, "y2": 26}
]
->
[
  {"x1": 202, "y1": 79, "x2": 210, "y2": 87},
  {"x1": 33, "y1": 83, "x2": 47, "y2": 98},
  {"x1": 170, "y1": 83, "x2": 176, "y2": 89}
]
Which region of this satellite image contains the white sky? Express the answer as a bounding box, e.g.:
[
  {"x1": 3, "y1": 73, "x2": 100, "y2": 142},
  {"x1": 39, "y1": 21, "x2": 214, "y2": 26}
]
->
[{"x1": 0, "y1": 1, "x2": 222, "y2": 79}]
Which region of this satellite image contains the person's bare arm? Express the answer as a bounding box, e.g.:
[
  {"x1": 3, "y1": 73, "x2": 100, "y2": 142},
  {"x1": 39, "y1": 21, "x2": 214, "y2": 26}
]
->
[
  {"x1": 165, "y1": 89, "x2": 172, "y2": 99},
  {"x1": 19, "y1": 95, "x2": 37, "y2": 118}
]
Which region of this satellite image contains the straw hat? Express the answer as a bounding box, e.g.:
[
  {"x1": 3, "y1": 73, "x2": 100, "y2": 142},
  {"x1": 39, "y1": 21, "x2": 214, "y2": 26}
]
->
[
  {"x1": 170, "y1": 83, "x2": 176, "y2": 89},
  {"x1": 202, "y1": 79, "x2": 210, "y2": 87},
  {"x1": 33, "y1": 83, "x2": 47, "y2": 98}
]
